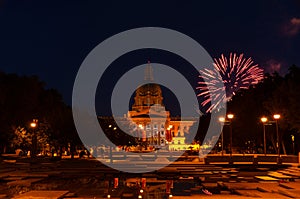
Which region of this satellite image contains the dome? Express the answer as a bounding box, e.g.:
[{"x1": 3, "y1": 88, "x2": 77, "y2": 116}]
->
[
  {"x1": 132, "y1": 83, "x2": 164, "y2": 111},
  {"x1": 136, "y1": 83, "x2": 162, "y2": 97}
]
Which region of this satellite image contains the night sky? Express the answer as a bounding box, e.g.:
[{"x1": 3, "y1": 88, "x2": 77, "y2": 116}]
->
[{"x1": 0, "y1": 0, "x2": 299, "y2": 115}]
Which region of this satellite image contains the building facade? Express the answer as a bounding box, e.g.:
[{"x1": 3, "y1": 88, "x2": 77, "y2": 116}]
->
[{"x1": 124, "y1": 64, "x2": 197, "y2": 150}]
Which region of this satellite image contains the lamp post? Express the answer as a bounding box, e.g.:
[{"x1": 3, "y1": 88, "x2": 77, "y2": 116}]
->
[
  {"x1": 273, "y1": 114, "x2": 281, "y2": 163},
  {"x1": 138, "y1": 124, "x2": 144, "y2": 143},
  {"x1": 291, "y1": 135, "x2": 295, "y2": 155},
  {"x1": 218, "y1": 117, "x2": 225, "y2": 156},
  {"x1": 261, "y1": 117, "x2": 268, "y2": 155},
  {"x1": 227, "y1": 114, "x2": 234, "y2": 161},
  {"x1": 108, "y1": 124, "x2": 113, "y2": 163},
  {"x1": 166, "y1": 125, "x2": 173, "y2": 143},
  {"x1": 30, "y1": 119, "x2": 38, "y2": 158}
]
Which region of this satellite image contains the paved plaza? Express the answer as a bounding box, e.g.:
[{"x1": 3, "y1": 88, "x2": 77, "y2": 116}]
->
[{"x1": 0, "y1": 156, "x2": 300, "y2": 199}]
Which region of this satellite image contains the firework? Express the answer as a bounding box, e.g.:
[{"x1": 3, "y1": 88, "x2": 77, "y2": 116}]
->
[{"x1": 197, "y1": 53, "x2": 264, "y2": 113}]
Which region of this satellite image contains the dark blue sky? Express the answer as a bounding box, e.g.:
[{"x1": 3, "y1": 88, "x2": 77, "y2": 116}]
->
[{"x1": 0, "y1": 0, "x2": 299, "y2": 111}]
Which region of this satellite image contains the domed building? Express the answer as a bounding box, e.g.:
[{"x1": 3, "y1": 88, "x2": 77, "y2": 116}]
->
[{"x1": 126, "y1": 63, "x2": 196, "y2": 150}]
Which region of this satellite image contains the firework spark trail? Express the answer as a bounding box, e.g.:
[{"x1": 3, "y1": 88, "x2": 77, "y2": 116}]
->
[{"x1": 197, "y1": 53, "x2": 264, "y2": 113}]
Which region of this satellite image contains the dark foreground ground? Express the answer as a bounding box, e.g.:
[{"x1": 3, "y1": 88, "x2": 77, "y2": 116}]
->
[{"x1": 0, "y1": 156, "x2": 300, "y2": 199}]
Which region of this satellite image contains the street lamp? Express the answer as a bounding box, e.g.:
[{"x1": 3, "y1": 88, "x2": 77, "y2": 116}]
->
[
  {"x1": 273, "y1": 114, "x2": 281, "y2": 163},
  {"x1": 218, "y1": 117, "x2": 225, "y2": 155},
  {"x1": 291, "y1": 135, "x2": 295, "y2": 155},
  {"x1": 166, "y1": 127, "x2": 171, "y2": 142},
  {"x1": 30, "y1": 119, "x2": 38, "y2": 158},
  {"x1": 273, "y1": 114, "x2": 280, "y2": 120},
  {"x1": 227, "y1": 114, "x2": 234, "y2": 120},
  {"x1": 218, "y1": 114, "x2": 234, "y2": 159},
  {"x1": 166, "y1": 125, "x2": 173, "y2": 143},
  {"x1": 107, "y1": 124, "x2": 115, "y2": 164},
  {"x1": 227, "y1": 114, "x2": 234, "y2": 161},
  {"x1": 138, "y1": 124, "x2": 145, "y2": 142},
  {"x1": 273, "y1": 114, "x2": 280, "y2": 153},
  {"x1": 261, "y1": 117, "x2": 268, "y2": 155},
  {"x1": 219, "y1": 117, "x2": 225, "y2": 122},
  {"x1": 30, "y1": 122, "x2": 37, "y2": 128}
]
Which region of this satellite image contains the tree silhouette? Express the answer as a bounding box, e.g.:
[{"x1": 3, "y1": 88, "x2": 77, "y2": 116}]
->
[{"x1": 0, "y1": 72, "x2": 81, "y2": 155}]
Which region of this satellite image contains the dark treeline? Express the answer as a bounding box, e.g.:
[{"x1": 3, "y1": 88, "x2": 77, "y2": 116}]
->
[
  {"x1": 225, "y1": 65, "x2": 300, "y2": 154},
  {"x1": 0, "y1": 72, "x2": 81, "y2": 157}
]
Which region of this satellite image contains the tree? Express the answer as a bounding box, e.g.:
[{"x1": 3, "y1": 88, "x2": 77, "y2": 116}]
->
[
  {"x1": 227, "y1": 65, "x2": 300, "y2": 154},
  {"x1": 0, "y1": 73, "x2": 45, "y2": 153},
  {"x1": 263, "y1": 65, "x2": 300, "y2": 153},
  {"x1": 12, "y1": 122, "x2": 50, "y2": 156},
  {"x1": 0, "y1": 72, "x2": 81, "y2": 156}
]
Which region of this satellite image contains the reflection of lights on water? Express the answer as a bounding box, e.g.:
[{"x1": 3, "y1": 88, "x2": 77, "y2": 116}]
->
[
  {"x1": 138, "y1": 195, "x2": 142, "y2": 198},
  {"x1": 169, "y1": 194, "x2": 173, "y2": 198},
  {"x1": 107, "y1": 194, "x2": 111, "y2": 198}
]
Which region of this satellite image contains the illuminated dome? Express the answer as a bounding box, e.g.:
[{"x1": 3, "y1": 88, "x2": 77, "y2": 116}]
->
[
  {"x1": 136, "y1": 83, "x2": 162, "y2": 97},
  {"x1": 132, "y1": 83, "x2": 164, "y2": 111}
]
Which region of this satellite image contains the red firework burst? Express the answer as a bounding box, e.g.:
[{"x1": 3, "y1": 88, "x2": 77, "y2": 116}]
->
[{"x1": 197, "y1": 53, "x2": 264, "y2": 113}]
